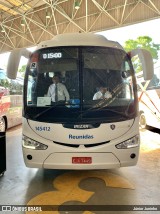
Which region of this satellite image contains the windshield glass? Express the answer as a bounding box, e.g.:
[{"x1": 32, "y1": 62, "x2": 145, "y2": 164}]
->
[{"x1": 24, "y1": 46, "x2": 138, "y2": 123}]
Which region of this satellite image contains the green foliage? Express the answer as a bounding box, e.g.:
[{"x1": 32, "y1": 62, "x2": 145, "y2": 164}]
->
[
  {"x1": 124, "y1": 36, "x2": 160, "y2": 60},
  {"x1": 18, "y1": 65, "x2": 27, "y2": 76},
  {"x1": 0, "y1": 79, "x2": 10, "y2": 88},
  {"x1": 124, "y1": 36, "x2": 160, "y2": 73}
]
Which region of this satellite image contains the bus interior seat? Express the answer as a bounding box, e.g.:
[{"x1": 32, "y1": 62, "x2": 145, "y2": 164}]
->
[
  {"x1": 65, "y1": 71, "x2": 79, "y2": 99},
  {"x1": 36, "y1": 73, "x2": 50, "y2": 97}
]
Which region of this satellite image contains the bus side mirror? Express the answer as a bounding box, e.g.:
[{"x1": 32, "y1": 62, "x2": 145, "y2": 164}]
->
[
  {"x1": 130, "y1": 48, "x2": 154, "y2": 81},
  {"x1": 7, "y1": 48, "x2": 31, "y2": 79}
]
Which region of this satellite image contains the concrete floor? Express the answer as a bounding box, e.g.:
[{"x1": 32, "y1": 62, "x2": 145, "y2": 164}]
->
[{"x1": 0, "y1": 125, "x2": 160, "y2": 214}]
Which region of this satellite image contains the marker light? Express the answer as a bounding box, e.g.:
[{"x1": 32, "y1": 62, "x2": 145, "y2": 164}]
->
[
  {"x1": 30, "y1": 53, "x2": 39, "y2": 63},
  {"x1": 115, "y1": 135, "x2": 140, "y2": 149},
  {"x1": 23, "y1": 135, "x2": 48, "y2": 150}
]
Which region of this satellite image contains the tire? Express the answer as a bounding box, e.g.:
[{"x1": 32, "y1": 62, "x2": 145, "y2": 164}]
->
[
  {"x1": 139, "y1": 113, "x2": 147, "y2": 129},
  {"x1": 0, "y1": 117, "x2": 6, "y2": 132}
]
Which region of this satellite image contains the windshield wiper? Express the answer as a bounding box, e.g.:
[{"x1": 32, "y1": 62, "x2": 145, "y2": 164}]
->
[
  {"x1": 86, "y1": 82, "x2": 124, "y2": 111},
  {"x1": 83, "y1": 82, "x2": 135, "y2": 113},
  {"x1": 79, "y1": 97, "x2": 136, "y2": 120}
]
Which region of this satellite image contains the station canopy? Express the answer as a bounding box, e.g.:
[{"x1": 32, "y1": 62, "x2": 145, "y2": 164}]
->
[{"x1": 0, "y1": 0, "x2": 160, "y2": 53}]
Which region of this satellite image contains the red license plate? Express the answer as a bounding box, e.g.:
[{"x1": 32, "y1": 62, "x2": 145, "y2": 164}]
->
[{"x1": 72, "y1": 157, "x2": 92, "y2": 164}]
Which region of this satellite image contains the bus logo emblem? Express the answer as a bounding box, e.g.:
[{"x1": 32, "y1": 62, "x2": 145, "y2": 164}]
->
[
  {"x1": 110, "y1": 124, "x2": 115, "y2": 130},
  {"x1": 74, "y1": 125, "x2": 89, "y2": 129}
]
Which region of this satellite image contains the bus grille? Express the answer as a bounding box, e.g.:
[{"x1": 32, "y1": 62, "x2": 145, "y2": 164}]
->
[{"x1": 53, "y1": 141, "x2": 110, "y2": 148}]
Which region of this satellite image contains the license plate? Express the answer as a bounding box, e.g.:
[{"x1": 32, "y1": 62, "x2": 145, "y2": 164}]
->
[{"x1": 72, "y1": 157, "x2": 92, "y2": 164}]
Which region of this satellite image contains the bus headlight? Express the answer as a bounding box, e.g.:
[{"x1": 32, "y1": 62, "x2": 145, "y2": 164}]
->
[
  {"x1": 22, "y1": 135, "x2": 48, "y2": 150},
  {"x1": 115, "y1": 135, "x2": 140, "y2": 149}
]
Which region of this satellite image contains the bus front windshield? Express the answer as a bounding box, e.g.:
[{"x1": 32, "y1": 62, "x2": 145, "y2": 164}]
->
[{"x1": 24, "y1": 46, "x2": 138, "y2": 123}]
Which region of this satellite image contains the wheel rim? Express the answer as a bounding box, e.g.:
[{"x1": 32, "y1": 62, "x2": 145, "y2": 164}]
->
[{"x1": 0, "y1": 117, "x2": 6, "y2": 132}]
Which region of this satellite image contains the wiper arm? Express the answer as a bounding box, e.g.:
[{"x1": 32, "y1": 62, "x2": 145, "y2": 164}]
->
[
  {"x1": 80, "y1": 84, "x2": 123, "y2": 116},
  {"x1": 92, "y1": 83, "x2": 124, "y2": 109},
  {"x1": 79, "y1": 84, "x2": 136, "y2": 119},
  {"x1": 89, "y1": 82, "x2": 136, "y2": 112}
]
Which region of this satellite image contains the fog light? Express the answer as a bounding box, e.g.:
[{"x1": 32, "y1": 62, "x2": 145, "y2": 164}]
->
[
  {"x1": 27, "y1": 155, "x2": 32, "y2": 160},
  {"x1": 23, "y1": 135, "x2": 48, "y2": 150},
  {"x1": 116, "y1": 135, "x2": 140, "y2": 149},
  {"x1": 130, "y1": 153, "x2": 136, "y2": 159}
]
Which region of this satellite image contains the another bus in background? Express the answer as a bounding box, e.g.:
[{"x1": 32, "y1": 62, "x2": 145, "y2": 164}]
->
[
  {"x1": 137, "y1": 70, "x2": 160, "y2": 129},
  {"x1": 0, "y1": 68, "x2": 23, "y2": 131}
]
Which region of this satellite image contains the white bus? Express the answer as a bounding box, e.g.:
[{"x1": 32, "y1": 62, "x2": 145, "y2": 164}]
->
[
  {"x1": 137, "y1": 71, "x2": 160, "y2": 129},
  {"x1": 7, "y1": 33, "x2": 153, "y2": 169},
  {"x1": 0, "y1": 68, "x2": 23, "y2": 131}
]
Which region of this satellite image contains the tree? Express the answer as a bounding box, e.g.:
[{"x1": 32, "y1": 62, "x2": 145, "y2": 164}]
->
[
  {"x1": 124, "y1": 36, "x2": 160, "y2": 60},
  {"x1": 18, "y1": 65, "x2": 27, "y2": 77},
  {"x1": 124, "y1": 36, "x2": 160, "y2": 73}
]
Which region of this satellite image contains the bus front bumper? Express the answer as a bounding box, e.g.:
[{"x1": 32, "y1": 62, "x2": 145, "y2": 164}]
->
[{"x1": 23, "y1": 149, "x2": 139, "y2": 169}]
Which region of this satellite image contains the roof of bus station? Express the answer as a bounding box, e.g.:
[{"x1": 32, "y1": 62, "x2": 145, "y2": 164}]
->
[{"x1": 0, "y1": 0, "x2": 160, "y2": 53}]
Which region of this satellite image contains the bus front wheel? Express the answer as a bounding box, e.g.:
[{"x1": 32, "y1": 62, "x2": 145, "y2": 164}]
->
[
  {"x1": 139, "y1": 113, "x2": 147, "y2": 129},
  {"x1": 0, "y1": 117, "x2": 7, "y2": 132}
]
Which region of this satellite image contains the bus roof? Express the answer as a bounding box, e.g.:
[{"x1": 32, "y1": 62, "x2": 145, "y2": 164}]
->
[{"x1": 37, "y1": 33, "x2": 124, "y2": 50}]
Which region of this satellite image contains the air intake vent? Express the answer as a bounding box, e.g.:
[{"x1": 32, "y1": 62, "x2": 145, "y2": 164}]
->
[
  {"x1": 54, "y1": 142, "x2": 79, "y2": 148},
  {"x1": 53, "y1": 141, "x2": 110, "y2": 148},
  {"x1": 84, "y1": 141, "x2": 110, "y2": 148}
]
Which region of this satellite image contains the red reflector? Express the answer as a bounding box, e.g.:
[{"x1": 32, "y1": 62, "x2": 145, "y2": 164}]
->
[{"x1": 72, "y1": 157, "x2": 92, "y2": 164}]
